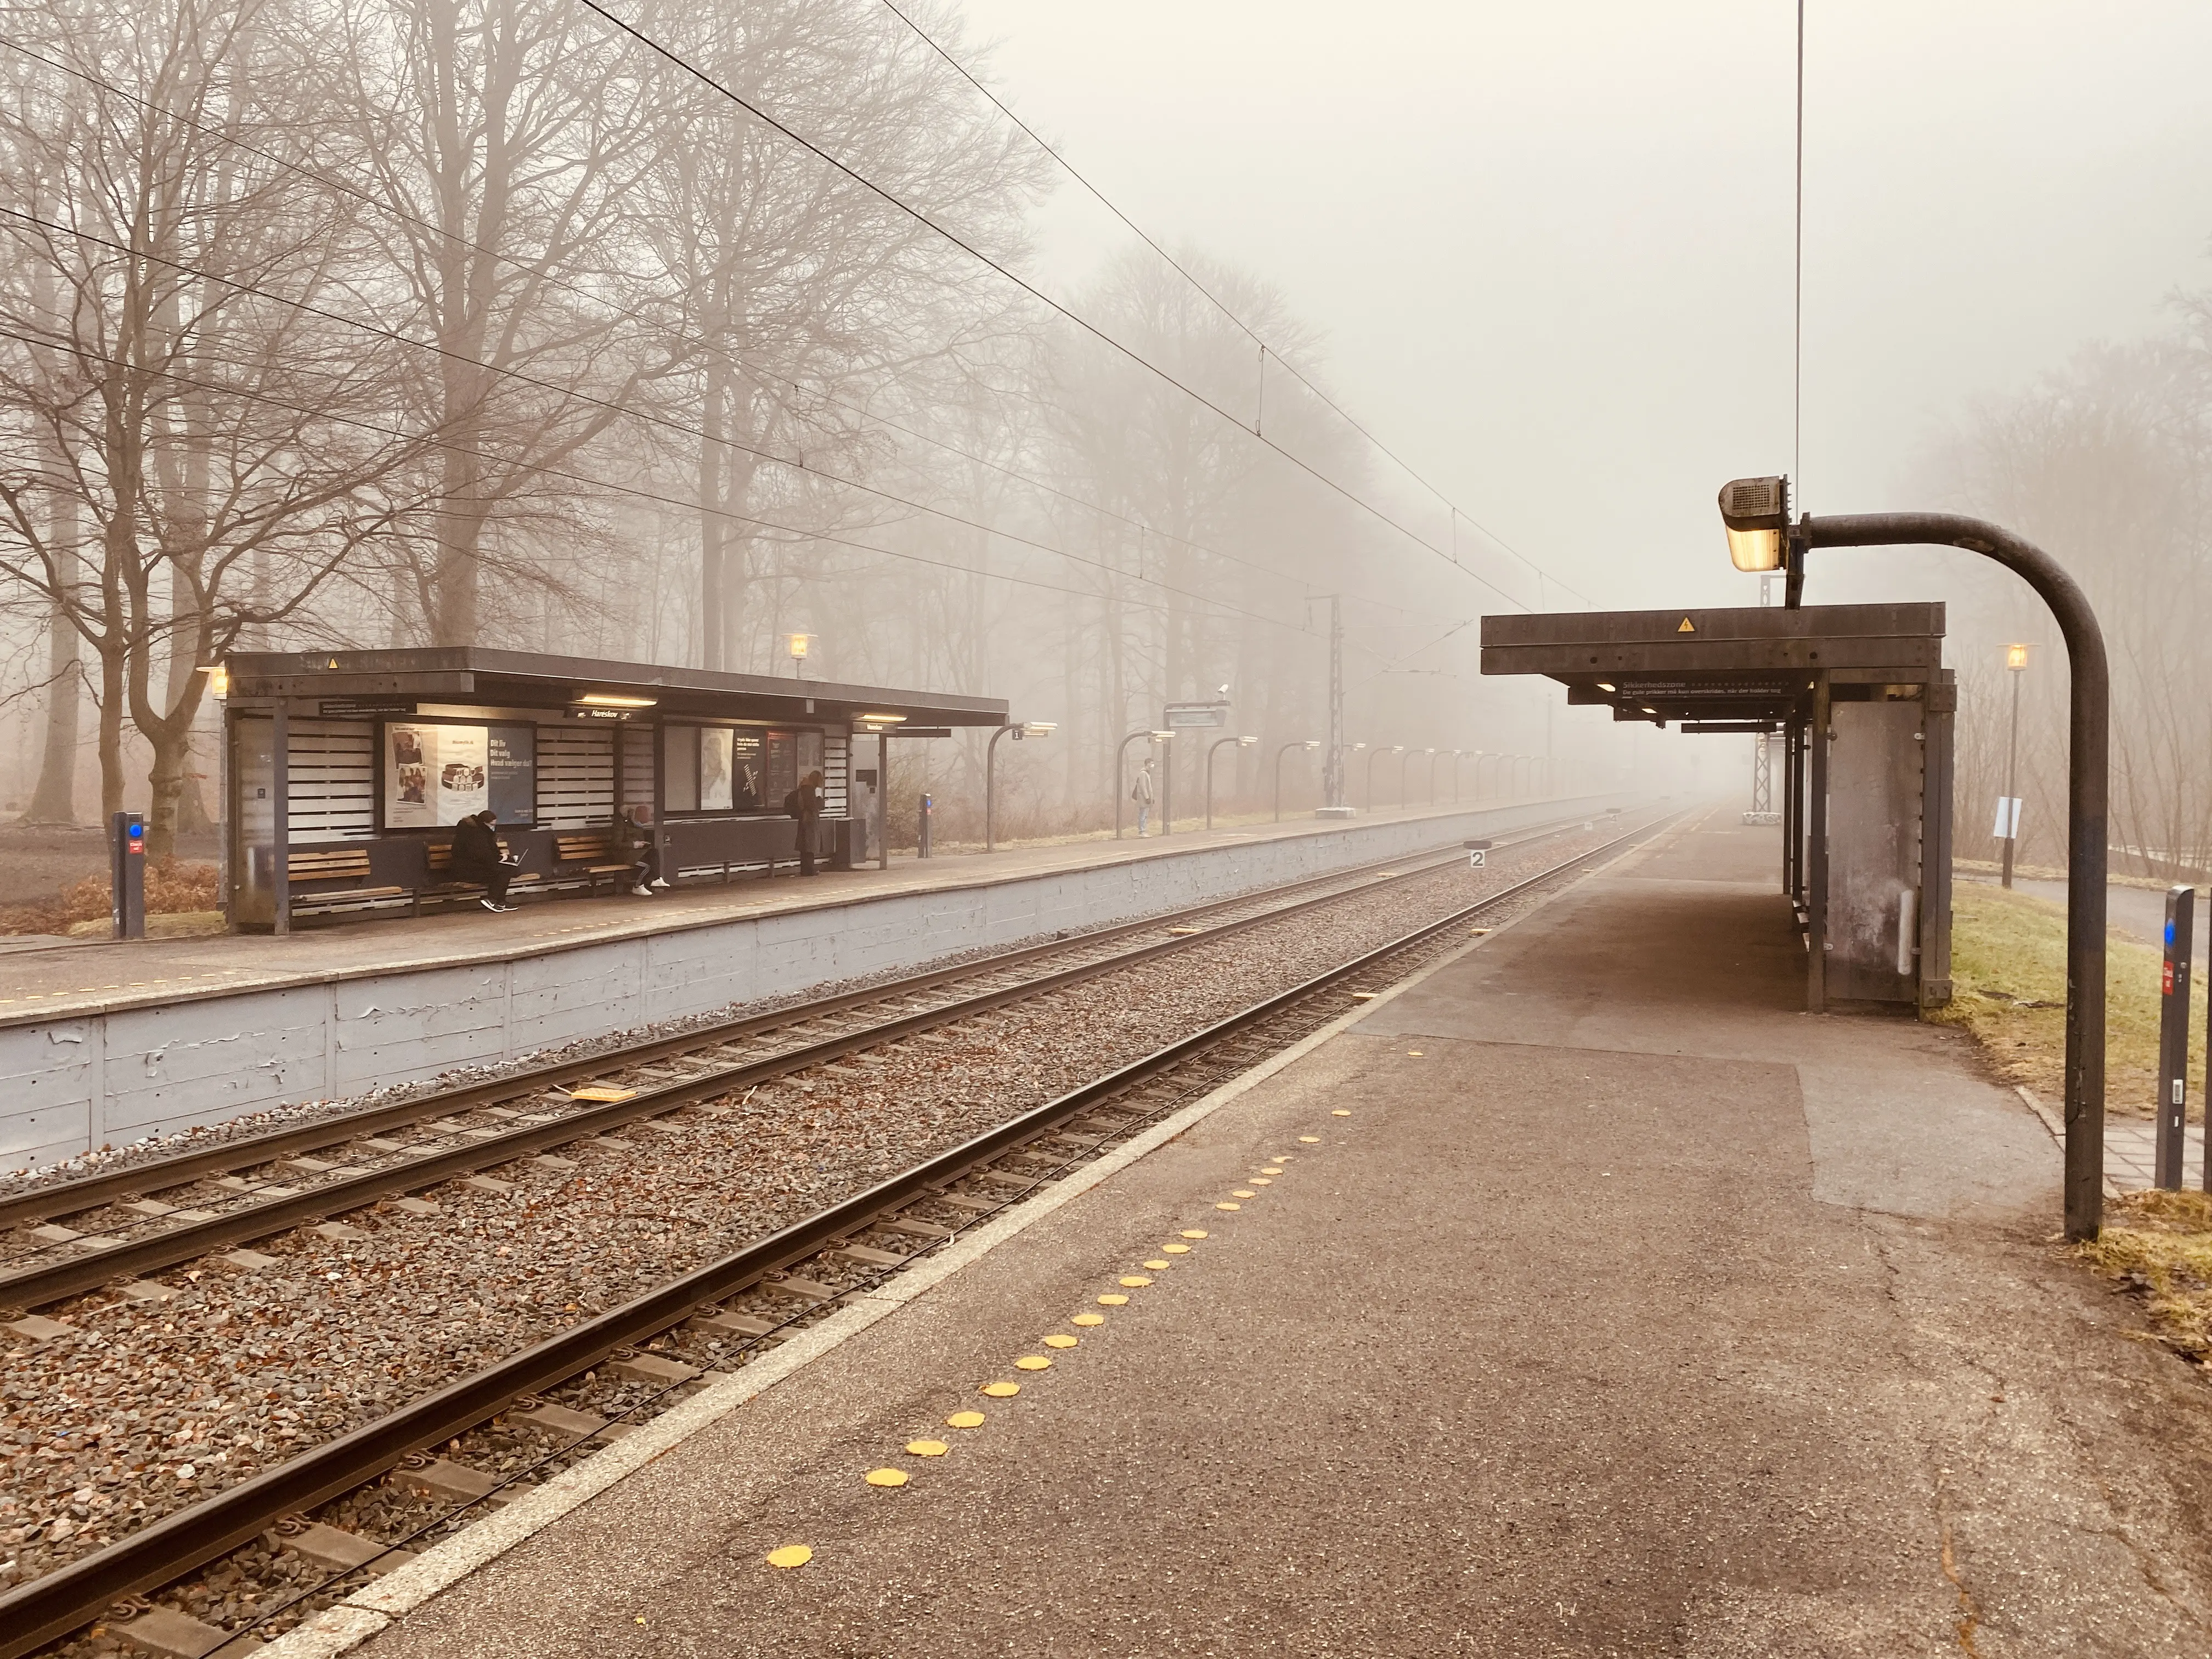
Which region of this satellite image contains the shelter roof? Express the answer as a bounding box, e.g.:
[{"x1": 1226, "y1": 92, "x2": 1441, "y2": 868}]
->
[
  {"x1": 221, "y1": 647, "x2": 1008, "y2": 728},
  {"x1": 1480, "y1": 602, "x2": 1945, "y2": 726}
]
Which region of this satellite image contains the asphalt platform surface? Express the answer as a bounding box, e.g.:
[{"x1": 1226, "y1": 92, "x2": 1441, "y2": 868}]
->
[{"x1": 351, "y1": 809, "x2": 2212, "y2": 1658}]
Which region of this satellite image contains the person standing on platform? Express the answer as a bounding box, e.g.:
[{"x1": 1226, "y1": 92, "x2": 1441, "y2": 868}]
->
[
  {"x1": 1132, "y1": 757, "x2": 1155, "y2": 836},
  {"x1": 784, "y1": 769, "x2": 824, "y2": 876},
  {"x1": 452, "y1": 809, "x2": 520, "y2": 911},
  {"x1": 618, "y1": 804, "x2": 668, "y2": 896}
]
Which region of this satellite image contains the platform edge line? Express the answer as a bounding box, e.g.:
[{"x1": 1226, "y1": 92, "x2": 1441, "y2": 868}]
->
[{"x1": 252, "y1": 823, "x2": 1651, "y2": 1659}]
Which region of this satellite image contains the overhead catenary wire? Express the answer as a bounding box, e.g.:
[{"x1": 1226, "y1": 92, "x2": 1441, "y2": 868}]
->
[
  {"x1": 873, "y1": 0, "x2": 1591, "y2": 611},
  {"x1": 574, "y1": 0, "x2": 1551, "y2": 614},
  {"x1": 0, "y1": 321, "x2": 1329, "y2": 646},
  {"x1": 0, "y1": 201, "x2": 1322, "y2": 642},
  {"x1": 0, "y1": 33, "x2": 1486, "y2": 636}
]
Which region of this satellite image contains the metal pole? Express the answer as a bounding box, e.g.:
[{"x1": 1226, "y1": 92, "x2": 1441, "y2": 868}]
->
[
  {"x1": 1206, "y1": 737, "x2": 1236, "y2": 831},
  {"x1": 1805, "y1": 510, "x2": 2111, "y2": 1239},
  {"x1": 1274, "y1": 743, "x2": 1293, "y2": 822},
  {"x1": 986, "y1": 725, "x2": 1014, "y2": 853},
  {"x1": 2156, "y1": 885, "x2": 2193, "y2": 1189},
  {"x1": 2001, "y1": 664, "x2": 2022, "y2": 889},
  {"x1": 1365, "y1": 747, "x2": 1382, "y2": 810},
  {"x1": 1325, "y1": 596, "x2": 1345, "y2": 809}
]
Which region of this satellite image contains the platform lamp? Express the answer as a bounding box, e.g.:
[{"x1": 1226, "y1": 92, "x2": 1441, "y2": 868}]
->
[
  {"x1": 1415, "y1": 747, "x2": 1438, "y2": 806},
  {"x1": 1206, "y1": 733, "x2": 1258, "y2": 830},
  {"x1": 1365, "y1": 744, "x2": 1402, "y2": 811},
  {"x1": 986, "y1": 721, "x2": 1056, "y2": 854},
  {"x1": 2000, "y1": 643, "x2": 2028, "y2": 890},
  {"x1": 1274, "y1": 740, "x2": 1321, "y2": 822},
  {"x1": 1469, "y1": 749, "x2": 1493, "y2": 802},
  {"x1": 1718, "y1": 474, "x2": 2111, "y2": 1240},
  {"x1": 785, "y1": 632, "x2": 814, "y2": 679}
]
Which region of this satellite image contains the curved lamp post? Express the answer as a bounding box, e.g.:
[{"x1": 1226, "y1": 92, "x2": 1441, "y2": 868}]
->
[
  {"x1": 1116, "y1": 729, "x2": 1172, "y2": 839},
  {"x1": 986, "y1": 722, "x2": 1056, "y2": 853},
  {"x1": 1274, "y1": 740, "x2": 1321, "y2": 822},
  {"x1": 1365, "y1": 744, "x2": 1402, "y2": 811},
  {"x1": 1471, "y1": 751, "x2": 1496, "y2": 801},
  {"x1": 1206, "y1": 734, "x2": 1258, "y2": 830}
]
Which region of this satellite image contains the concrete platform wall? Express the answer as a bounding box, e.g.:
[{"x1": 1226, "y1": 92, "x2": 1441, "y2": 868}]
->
[{"x1": 2, "y1": 796, "x2": 1627, "y2": 1169}]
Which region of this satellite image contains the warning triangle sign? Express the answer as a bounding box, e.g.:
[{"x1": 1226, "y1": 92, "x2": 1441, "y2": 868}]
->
[
  {"x1": 326, "y1": 657, "x2": 341, "y2": 668},
  {"x1": 1677, "y1": 617, "x2": 1696, "y2": 633}
]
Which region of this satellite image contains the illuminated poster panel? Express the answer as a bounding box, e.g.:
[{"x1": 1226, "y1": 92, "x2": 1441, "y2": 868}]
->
[{"x1": 386, "y1": 722, "x2": 490, "y2": 827}]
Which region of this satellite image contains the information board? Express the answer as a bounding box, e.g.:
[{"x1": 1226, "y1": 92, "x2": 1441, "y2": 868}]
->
[{"x1": 383, "y1": 721, "x2": 533, "y2": 827}]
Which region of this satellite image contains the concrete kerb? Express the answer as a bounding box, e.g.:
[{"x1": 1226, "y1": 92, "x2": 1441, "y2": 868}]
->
[
  {"x1": 254, "y1": 808, "x2": 1669, "y2": 1659},
  {"x1": 4, "y1": 798, "x2": 1630, "y2": 1170}
]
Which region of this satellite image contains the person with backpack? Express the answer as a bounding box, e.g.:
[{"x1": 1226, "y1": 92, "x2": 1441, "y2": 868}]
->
[
  {"x1": 783, "y1": 769, "x2": 824, "y2": 875},
  {"x1": 1131, "y1": 757, "x2": 1155, "y2": 836}
]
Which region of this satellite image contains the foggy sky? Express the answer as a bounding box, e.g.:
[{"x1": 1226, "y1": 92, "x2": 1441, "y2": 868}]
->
[{"x1": 958, "y1": 0, "x2": 2212, "y2": 616}]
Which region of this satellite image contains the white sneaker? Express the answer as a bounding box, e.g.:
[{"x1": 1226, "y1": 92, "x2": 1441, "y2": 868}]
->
[
  {"x1": 631, "y1": 883, "x2": 653, "y2": 897},
  {"x1": 650, "y1": 878, "x2": 668, "y2": 889}
]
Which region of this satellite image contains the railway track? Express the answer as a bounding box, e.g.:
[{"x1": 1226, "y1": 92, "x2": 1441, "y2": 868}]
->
[
  {"x1": 0, "y1": 812, "x2": 1596, "y2": 1307},
  {"x1": 0, "y1": 807, "x2": 1675, "y2": 1659}
]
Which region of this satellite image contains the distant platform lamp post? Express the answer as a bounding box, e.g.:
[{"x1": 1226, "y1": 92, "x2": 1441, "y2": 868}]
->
[
  {"x1": 1444, "y1": 749, "x2": 1466, "y2": 803},
  {"x1": 1413, "y1": 747, "x2": 1437, "y2": 805},
  {"x1": 1365, "y1": 744, "x2": 1400, "y2": 810},
  {"x1": 2000, "y1": 642, "x2": 2028, "y2": 889},
  {"x1": 1720, "y1": 475, "x2": 2111, "y2": 1240},
  {"x1": 1206, "y1": 734, "x2": 1257, "y2": 830},
  {"x1": 1470, "y1": 751, "x2": 1496, "y2": 801},
  {"x1": 785, "y1": 633, "x2": 814, "y2": 679},
  {"x1": 986, "y1": 722, "x2": 1056, "y2": 854},
  {"x1": 1274, "y1": 740, "x2": 1320, "y2": 822}
]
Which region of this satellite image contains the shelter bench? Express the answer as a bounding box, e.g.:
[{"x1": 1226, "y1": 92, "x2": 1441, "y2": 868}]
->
[
  {"x1": 555, "y1": 834, "x2": 634, "y2": 896},
  {"x1": 287, "y1": 848, "x2": 408, "y2": 919}
]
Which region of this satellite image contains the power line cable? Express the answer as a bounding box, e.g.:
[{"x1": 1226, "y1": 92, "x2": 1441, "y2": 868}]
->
[
  {"x1": 0, "y1": 320, "x2": 1312, "y2": 637},
  {"x1": 0, "y1": 201, "x2": 1314, "y2": 640},
  {"x1": 574, "y1": 0, "x2": 1549, "y2": 613},
  {"x1": 874, "y1": 0, "x2": 1591, "y2": 609},
  {"x1": 0, "y1": 33, "x2": 1361, "y2": 616}
]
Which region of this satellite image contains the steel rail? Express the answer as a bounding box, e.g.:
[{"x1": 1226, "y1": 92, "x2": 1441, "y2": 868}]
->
[
  {"x1": 0, "y1": 809, "x2": 1673, "y2": 1659},
  {"x1": 0, "y1": 812, "x2": 1594, "y2": 1235},
  {"x1": 0, "y1": 817, "x2": 1600, "y2": 1308}
]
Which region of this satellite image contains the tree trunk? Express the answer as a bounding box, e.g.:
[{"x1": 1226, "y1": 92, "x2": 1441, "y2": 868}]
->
[{"x1": 22, "y1": 596, "x2": 82, "y2": 824}]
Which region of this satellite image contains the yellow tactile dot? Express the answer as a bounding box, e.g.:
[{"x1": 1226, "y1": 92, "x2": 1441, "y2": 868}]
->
[
  {"x1": 1216, "y1": 1202, "x2": 1242, "y2": 1211},
  {"x1": 1250, "y1": 1179, "x2": 1272, "y2": 1187},
  {"x1": 1262, "y1": 1167, "x2": 1284, "y2": 1175},
  {"x1": 1331, "y1": 1109, "x2": 1352, "y2": 1117},
  {"x1": 1119, "y1": 1275, "x2": 1153, "y2": 1287},
  {"x1": 946, "y1": 1410, "x2": 987, "y2": 1428},
  {"x1": 1097, "y1": 1294, "x2": 1129, "y2": 1305},
  {"x1": 1043, "y1": 1334, "x2": 1079, "y2": 1349},
  {"x1": 1299, "y1": 1136, "x2": 1321, "y2": 1143},
  {"x1": 865, "y1": 1468, "x2": 910, "y2": 1487},
  {"x1": 1181, "y1": 1229, "x2": 1209, "y2": 1239},
  {"x1": 1142, "y1": 1259, "x2": 1171, "y2": 1270},
  {"x1": 980, "y1": 1381, "x2": 1022, "y2": 1397},
  {"x1": 1013, "y1": 1355, "x2": 1052, "y2": 1372},
  {"x1": 1161, "y1": 1244, "x2": 1191, "y2": 1255},
  {"x1": 1231, "y1": 1190, "x2": 1256, "y2": 1199},
  {"x1": 766, "y1": 1544, "x2": 814, "y2": 1569},
  {"x1": 1071, "y1": 1312, "x2": 1105, "y2": 1327},
  {"x1": 1408, "y1": 1050, "x2": 1425, "y2": 1057},
  {"x1": 906, "y1": 1439, "x2": 949, "y2": 1457}
]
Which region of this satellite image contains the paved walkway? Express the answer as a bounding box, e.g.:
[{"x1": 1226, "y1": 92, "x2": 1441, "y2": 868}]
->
[
  {"x1": 340, "y1": 810, "x2": 2212, "y2": 1658},
  {"x1": 0, "y1": 802, "x2": 1532, "y2": 1024}
]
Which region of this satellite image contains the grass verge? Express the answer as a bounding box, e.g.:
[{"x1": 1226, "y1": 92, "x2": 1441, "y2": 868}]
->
[
  {"x1": 2079, "y1": 1190, "x2": 2212, "y2": 1373},
  {"x1": 1931, "y1": 882, "x2": 2204, "y2": 1120}
]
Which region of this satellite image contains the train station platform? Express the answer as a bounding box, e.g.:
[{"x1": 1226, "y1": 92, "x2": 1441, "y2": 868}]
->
[
  {"x1": 311, "y1": 806, "x2": 2212, "y2": 1659},
  {"x1": 0, "y1": 795, "x2": 1624, "y2": 1171}
]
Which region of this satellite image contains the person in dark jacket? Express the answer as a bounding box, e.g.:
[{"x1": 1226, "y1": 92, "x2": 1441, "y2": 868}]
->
[
  {"x1": 451, "y1": 809, "x2": 518, "y2": 911},
  {"x1": 617, "y1": 804, "x2": 667, "y2": 897},
  {"x1": 783, "y1": 770, "x2": 823, "y2": 876}
]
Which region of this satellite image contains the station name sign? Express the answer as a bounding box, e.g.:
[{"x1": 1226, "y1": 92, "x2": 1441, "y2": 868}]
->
[
  {"x1": 1163, "y1": 701, "x2": 1231, "y2": 729},
  {"x1": 320, "y1": 698, "x2": 414, "y2": 718}
]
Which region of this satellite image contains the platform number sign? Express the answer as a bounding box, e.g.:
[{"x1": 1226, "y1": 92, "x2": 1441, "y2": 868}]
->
[{"x1": 1465, "y1": 840, "x2": 1490, "y2": 868}]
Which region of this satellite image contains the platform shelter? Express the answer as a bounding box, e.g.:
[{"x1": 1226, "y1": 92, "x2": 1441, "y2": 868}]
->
[
  {"x1": 1482, "y1": 602, "x2": 1955, "y2": 1011},
  {"x1": 215, "y1": 647, "x2": 1006, "y2": 932}
]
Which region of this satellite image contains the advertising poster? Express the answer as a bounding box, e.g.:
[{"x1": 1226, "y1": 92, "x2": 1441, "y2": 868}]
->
[
  {"x1": 488, "y1": 725, "x2": 537, "y2": 824},
  {"x1": 701, "y1": 727, "x2": 735, "y2": 811},
  {"x1": 386, "y1": 722, "x2": 490, "y2": 827}
]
